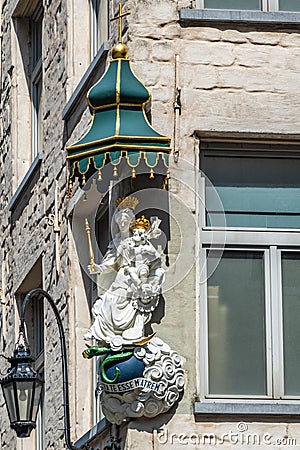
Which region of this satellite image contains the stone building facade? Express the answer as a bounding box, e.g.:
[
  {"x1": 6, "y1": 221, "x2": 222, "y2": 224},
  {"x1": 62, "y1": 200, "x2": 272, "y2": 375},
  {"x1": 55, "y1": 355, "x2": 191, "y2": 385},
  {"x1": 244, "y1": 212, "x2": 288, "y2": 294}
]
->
[{"x1": 1, "y1": 0, "x2": 300, "y2": 449}]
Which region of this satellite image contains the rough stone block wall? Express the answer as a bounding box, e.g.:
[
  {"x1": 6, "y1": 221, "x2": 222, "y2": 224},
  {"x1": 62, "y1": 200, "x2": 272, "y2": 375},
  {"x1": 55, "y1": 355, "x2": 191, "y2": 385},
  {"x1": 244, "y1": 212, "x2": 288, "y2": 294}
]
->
[
  {"x1": 0, "y1": 3, "x2": 19, "y2": 448},
  {"x1": 1, "y1": 0, "x2": 300, "y2": 448},
  {"x1": 0, "y1": 0, "x2": 71, "y2": 448},
  {"x1": 178, "y1": 27, "x2": 300, "y2": 136}
]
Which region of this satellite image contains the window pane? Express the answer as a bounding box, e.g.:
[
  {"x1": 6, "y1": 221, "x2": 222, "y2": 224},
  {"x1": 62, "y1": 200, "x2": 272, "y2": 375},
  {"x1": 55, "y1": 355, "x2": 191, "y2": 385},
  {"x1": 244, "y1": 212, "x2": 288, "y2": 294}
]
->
[
  {"x1": 279, "y1": 0, "x2": 300, "y2": 11},
  {"x1": 207, "y1": 251, "x2": 266, "y2": 395},
  {"x1": 204, "y1": 0, "x2": 261, "y2": 9},
  {"x1": 32, "y1": 8, "x2": 42, "y2": 68},
  {"x1": 98, "y1": 0, "x2": 109, "y2": 46},
  {"x1": 34, "y1": 296, "x2": 44, "y2": 356},
  {"x1": 31, "y1": 4, "x2": 43, "y2": 159},
  {"x1": 203, "y1": 150, "x2": 300, "y2": 228},
  {"x1": 282, "y1": 253, "x2": 300, "y2": 395},
  {"x1": 91, "y1": 0, "x2": 109, "y2": 59},
  {"x1": 32, "y1": 77, "x2": 42, "y2": 157}
]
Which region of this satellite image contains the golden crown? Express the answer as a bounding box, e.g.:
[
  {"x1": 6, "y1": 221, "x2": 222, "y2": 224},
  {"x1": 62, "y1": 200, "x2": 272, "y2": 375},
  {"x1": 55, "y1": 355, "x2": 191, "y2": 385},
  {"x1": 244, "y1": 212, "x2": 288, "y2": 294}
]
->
[
  {"x1": 133, "y1": 215, "x2": 151, "y2": 231},
  {"x1": 116, "y1": 196, "x2": 139, "y2": 211}
]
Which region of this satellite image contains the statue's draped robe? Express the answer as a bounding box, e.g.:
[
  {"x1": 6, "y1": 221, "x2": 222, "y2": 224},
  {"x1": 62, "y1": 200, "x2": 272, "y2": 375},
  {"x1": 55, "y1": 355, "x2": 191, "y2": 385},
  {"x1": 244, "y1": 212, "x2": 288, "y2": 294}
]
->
[{"x1": 89, "y1": 235, "x2": 163, "y2": 343}]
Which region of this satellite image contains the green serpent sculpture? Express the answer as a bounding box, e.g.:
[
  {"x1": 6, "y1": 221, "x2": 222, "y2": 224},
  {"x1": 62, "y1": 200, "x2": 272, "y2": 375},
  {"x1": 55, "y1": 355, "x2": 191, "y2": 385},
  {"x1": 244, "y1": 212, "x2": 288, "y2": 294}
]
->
[{"x1": 82, "y1": 346, "x2": 134, "y2": 384}]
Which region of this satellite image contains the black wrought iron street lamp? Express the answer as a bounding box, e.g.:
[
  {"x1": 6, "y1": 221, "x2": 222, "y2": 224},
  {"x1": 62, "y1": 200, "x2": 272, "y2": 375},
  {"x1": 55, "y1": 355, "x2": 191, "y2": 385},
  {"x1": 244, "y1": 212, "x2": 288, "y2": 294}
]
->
[
  {"x1": 0, "y1": 289, "x2": 76, "y2": 449},
  {"x1": 1, "y1": 344, "x2": 43, "y2": 438}
]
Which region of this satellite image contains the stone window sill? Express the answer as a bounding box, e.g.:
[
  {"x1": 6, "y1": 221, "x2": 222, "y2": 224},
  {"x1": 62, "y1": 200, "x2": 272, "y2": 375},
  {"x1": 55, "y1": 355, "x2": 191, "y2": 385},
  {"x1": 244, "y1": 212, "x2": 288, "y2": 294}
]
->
[
  {"x1": 195, "y1": 402, "x2": 300, "y2": 417},
  {"x1": 73, "y1": 418, "x2": 109, "y2": 449},
  {"x1": 9, "y1": 152, "x2": 42, "y2": 214},
  {"x1": 180, "y1": 8, "x2": 300, "y2": 26}
]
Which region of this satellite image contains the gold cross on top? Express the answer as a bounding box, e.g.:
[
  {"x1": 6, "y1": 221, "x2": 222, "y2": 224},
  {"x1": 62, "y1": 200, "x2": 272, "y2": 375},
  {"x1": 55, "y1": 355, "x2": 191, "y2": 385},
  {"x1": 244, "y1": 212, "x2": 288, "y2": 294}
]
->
[{"x1": 110, "y1": 3, "x2": 130, "y2": 44}]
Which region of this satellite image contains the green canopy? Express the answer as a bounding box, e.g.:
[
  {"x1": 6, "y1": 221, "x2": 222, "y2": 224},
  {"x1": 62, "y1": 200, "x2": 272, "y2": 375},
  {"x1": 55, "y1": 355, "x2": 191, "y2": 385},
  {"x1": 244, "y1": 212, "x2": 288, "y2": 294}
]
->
[{"x1": 66, "y1": 43, "x2": 170, "y2": 196}]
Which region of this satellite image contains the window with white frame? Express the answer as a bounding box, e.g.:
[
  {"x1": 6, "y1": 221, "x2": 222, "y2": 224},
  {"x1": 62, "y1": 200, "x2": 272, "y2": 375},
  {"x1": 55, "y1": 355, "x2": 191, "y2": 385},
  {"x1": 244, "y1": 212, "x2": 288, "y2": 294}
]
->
[
  {"x1": 11, "y1": 0, "x2": 43, "y2": 188},
  {"x1": 200, "y1": 141, "x2": 300, "y2": 400},
  {"x1": 90, "y1": 0, "x2": 109, "y2": 61},
  {"x1": 197, "y1": 0, "x2": 300, "y2": 12},
  {"x1": 31, "y1": 4, "x2": 43, "y2": 159}
]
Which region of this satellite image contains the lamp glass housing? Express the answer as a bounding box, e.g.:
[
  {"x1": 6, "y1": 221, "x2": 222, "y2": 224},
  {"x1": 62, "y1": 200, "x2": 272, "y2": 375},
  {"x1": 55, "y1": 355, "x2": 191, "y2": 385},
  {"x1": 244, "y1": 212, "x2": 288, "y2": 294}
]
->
[
  {"x1": 2, "y1": 382, "x2": 17, "y2": 423},
  {"x1": 1, "y1": 345, "x2": 44, "y2": 438}
]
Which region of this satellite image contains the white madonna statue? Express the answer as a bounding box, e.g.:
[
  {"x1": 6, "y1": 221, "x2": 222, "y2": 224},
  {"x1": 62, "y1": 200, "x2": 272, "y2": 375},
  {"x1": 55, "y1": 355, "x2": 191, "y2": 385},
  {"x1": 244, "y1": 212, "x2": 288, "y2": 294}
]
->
[{"x1": 84, "y1": 197, "x2": 165, "y2": 350}]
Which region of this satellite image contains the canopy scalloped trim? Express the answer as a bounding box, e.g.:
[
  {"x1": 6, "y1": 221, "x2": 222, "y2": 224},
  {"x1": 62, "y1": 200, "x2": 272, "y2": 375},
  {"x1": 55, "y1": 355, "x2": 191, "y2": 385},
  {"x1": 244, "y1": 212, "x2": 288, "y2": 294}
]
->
[
  {"x1": 67, "y1": 151, "x2": 169, "y2": 197},
  {"x1": 69, "y1": 150, "x2": 168, "y2": 175}
]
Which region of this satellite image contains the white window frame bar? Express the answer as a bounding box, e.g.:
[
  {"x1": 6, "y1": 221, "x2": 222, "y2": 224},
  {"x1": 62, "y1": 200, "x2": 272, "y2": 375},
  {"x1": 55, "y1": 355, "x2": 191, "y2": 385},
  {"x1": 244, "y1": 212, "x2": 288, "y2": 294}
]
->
[
  {"x1": 264, "y1": 249, "x2": 274, "y2": 398},
  {"x1": 269, "y1": 246, "x2": 284, "y2": 399},
  {"x1": 199, "y1": 247, "x2": 209, "y2": 400},
  {"x1": 202, "y1": 229, "x2": 300, "y2": 247},
  {"x1": 263, "y1": 0, "x2": 269, "y2": 10},
  {"x1": 90, "y1": 0, "x2": 98, "y2": 61}
]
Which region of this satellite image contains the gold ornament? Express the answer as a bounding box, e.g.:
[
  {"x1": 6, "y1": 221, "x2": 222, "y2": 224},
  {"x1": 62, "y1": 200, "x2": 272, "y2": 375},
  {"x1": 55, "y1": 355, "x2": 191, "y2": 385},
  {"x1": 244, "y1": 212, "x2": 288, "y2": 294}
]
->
[
  {"x1": 133, "y1": 215, "x2": 150, "y2": 231},
  {"x1": 85, "y1": 218, "x2": 95, "y2": 273},
  {"x1": 116, "y1": 196, "x2": 139, "y2": 211},
  {"x1": 110, "y1": 3, "x2": 131, "y2": 59},
  {"x1": 112, "y1": 43, "x2": 129, "y2": 59},
  {"x1": 67, "y1": 179, "x2": 73, "y2": 199}
]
